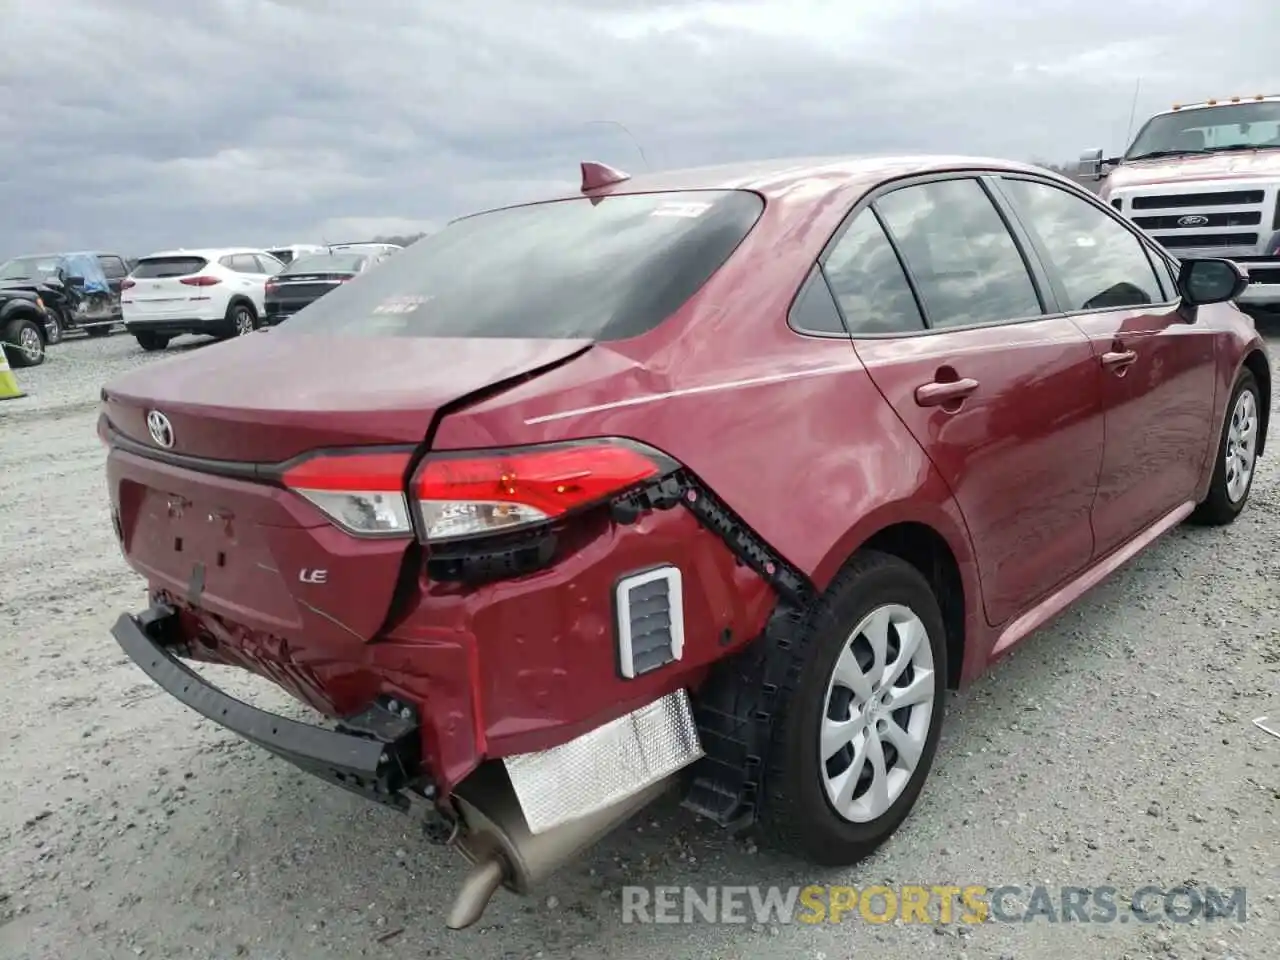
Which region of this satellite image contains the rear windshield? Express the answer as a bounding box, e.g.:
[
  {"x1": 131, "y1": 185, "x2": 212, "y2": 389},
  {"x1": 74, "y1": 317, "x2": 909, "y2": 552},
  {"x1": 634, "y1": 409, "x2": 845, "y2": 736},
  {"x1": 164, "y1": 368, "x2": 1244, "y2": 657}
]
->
[
  {"x1": 277, "y1": 190, "x2": 764, "y2": 341},
  {"x1": 285, "y1": 253, "x2": 367, "y2": 274},
  {"x1": 132, "y1": 256, "x2": 209, "y2": 278}
]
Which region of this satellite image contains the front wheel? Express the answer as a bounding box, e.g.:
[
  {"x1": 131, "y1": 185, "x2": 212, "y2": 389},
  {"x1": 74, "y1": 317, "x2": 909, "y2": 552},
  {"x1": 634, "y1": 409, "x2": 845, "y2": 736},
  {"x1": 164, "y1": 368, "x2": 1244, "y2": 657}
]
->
[
  {"x1": 1189, "y1": 367, "x2": 1261, "y2": 526},
  {"x1": 134, "y1": 331, "x2": 171, "y2": 352},
  {"x1": 3, "y1": 317, "x2": 46, "y2": 368},
  {"x1": 757, "y1": 551, "x2": 947, "y2": 866}
]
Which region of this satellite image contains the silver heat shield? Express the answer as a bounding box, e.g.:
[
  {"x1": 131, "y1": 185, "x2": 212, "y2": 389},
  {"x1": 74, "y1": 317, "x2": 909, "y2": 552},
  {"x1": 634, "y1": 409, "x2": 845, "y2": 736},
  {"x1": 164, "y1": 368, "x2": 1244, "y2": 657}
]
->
[{"x1": 503, "y1": 688, "x2": 703, "y2": 834}]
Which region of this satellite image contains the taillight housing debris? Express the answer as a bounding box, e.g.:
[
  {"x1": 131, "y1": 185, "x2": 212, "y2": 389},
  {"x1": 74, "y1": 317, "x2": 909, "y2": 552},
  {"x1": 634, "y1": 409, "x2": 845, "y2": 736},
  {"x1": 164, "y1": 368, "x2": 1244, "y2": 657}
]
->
[
  {"x1": 412, "y1": 439, "x2": 676, "y2": 542},
  {"x1": 281, "y1": 450, "x2": 414, "y2": 537},
  {"x1": 278, "y1": 439, "x2": 677, "y2": 543}
]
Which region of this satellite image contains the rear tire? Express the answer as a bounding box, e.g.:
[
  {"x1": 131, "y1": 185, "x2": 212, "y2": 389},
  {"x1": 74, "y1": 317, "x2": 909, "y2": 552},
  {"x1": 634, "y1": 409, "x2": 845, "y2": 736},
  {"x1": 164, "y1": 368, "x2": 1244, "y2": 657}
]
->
[
  {"x1": 1189, "y1": 367, "x2": 1261, "y2": 526},
  {"x1": 44, "y1": 308, "x2": 64, "y2": 344},
  {"x1": 757, "y1": 551, "x2": 947, "y2": 866},
  {"x1": 4, "y1": 317, "x2": 46, "y2": 368},
  {"x1": 134, "y1": 332, "x2": 171, "y2": 352},
  {"x1": 224, "y1": 302, "x2": 257, "y2": 338}
]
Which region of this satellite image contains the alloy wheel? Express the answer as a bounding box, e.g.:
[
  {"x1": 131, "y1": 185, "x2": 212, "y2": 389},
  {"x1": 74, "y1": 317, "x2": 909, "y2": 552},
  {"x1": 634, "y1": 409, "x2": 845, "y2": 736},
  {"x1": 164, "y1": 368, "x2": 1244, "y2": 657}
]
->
[
  {"x1": 18, "y1": 325, "x2": 43, "y2": 362},
  {"x1": 234, "y1": 309, "x2": 255, "y2": 336},
  {"x1": 820, "y1": 604, "x2": 936, "y2": 823}
]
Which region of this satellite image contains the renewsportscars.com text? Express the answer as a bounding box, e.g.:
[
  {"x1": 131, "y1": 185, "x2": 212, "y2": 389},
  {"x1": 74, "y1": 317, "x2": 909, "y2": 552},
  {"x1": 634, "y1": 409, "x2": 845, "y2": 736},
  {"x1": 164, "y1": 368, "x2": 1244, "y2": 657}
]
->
[{"x1": 620, "y1": 884, "x2": 1248, "y2": 925}]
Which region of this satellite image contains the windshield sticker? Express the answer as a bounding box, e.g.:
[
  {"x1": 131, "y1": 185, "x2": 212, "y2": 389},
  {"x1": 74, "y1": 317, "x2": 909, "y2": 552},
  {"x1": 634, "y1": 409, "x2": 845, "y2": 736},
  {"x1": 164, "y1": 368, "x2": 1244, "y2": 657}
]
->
[
  {"x1": 373, "y1": 295, "x2": 433, "y2": 315},
  {"x1": 651, "y1": 201, "x2": 713, "y2": 219}
]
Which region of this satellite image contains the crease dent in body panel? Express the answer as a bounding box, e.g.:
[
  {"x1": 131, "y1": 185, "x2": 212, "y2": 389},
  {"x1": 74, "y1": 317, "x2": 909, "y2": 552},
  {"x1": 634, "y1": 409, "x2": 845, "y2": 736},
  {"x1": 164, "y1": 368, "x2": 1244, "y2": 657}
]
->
[{"x1": 523, "y1": 362, "x2": 864, "y2": 425}]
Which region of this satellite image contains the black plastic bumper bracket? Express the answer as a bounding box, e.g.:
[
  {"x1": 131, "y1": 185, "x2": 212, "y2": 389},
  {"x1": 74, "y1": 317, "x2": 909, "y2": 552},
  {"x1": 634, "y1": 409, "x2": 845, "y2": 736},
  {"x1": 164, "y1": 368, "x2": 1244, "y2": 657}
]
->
[{"x1": 110, "y1": 606, "x2": 423, "y2": 811}]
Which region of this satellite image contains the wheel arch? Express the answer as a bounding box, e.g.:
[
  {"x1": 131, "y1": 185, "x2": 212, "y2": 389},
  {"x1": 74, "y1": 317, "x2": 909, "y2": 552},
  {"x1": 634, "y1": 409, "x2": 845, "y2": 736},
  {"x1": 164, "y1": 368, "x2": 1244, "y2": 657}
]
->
[
  {"x1": 227, "y1": 294, "x2": 258, "y2": 316},
  {"x1": 2, "y1": 304, "x2": 48, "y2": 343},
  {"x1": 811, "y1": 498, "x2": 983, "y2": 692},
  {"x1": 1241, "y1": 348, "x2": 1270, "y2": 458}
]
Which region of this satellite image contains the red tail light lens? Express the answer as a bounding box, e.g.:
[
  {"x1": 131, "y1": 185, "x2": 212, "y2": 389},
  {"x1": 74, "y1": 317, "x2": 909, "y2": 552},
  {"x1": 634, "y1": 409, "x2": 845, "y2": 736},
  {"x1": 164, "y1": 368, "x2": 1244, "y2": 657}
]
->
[
  {"x1": 121, "y1": 279, "x2": 136, "y2": 290},
  {"x1": 180, "y1": 275, "x2": 221, "y2": 286},
  {"x1": 281, "y1": 451, "x2": 414, "y2": 537},
  {"x1": 278, "y1": 440, "x2": 674, "y2": 542},
  {"x1": 412, "y1": 440, "x2": 669, "y2": 542},
  {"x1": 265, "y1": 281, "x2": 278, "y2": 294}
]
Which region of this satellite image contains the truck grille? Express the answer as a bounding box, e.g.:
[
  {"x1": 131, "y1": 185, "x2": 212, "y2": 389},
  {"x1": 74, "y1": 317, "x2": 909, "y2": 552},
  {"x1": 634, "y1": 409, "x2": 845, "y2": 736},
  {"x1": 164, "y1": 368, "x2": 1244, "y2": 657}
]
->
[
  {"x1": 1132, "y1": 211, "x2": 1261, "y2": 230},
  {"x1": 1116, "y1": 185, "x2": 1275, "y2": 259},
  {"x1": 1130, "y1": 190, "x2": 1264, "y2": 209},
  {"x1": 1158, "y1": 232, "x2": 1260, "y2": 249}
]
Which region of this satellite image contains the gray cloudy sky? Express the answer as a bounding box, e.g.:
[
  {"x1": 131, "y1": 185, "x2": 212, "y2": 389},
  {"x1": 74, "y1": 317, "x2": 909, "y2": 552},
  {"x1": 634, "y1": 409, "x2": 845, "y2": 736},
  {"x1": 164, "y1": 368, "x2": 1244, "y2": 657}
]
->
[{"x1": 2, "y1": 0, "x2": 1275, "y2": 258}]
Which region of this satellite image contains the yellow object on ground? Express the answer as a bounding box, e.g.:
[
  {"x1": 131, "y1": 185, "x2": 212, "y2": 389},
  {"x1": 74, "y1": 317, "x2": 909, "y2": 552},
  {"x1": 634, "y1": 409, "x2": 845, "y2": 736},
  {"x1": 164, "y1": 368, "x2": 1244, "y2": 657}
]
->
[{"x1": 0, "y1": 345, "x2": 26, "y2": 400}]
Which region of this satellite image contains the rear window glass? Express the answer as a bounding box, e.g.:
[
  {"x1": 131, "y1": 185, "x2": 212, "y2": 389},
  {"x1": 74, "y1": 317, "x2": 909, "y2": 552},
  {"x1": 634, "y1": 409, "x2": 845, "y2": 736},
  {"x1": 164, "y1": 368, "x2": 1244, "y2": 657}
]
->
[
  {"x1": 132, "y1": 256, "x2": 208, "y2": 278},
  {"x1": 277, "y1": 190, "x2": 764, "y2": 341},
  {"x1": 286, "y1": 253, "x2": 367, "y2": 274}
]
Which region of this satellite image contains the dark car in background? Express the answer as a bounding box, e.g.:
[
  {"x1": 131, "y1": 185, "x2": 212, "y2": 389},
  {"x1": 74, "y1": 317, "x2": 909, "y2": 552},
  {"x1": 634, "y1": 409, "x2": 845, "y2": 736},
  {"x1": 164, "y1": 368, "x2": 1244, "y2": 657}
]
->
[
  {"x1": 0, "y1": 250, "x2": 130, "y2": 340},
  {"x1": 262, "y1": 250, "x2": 394, "y2": 325}
]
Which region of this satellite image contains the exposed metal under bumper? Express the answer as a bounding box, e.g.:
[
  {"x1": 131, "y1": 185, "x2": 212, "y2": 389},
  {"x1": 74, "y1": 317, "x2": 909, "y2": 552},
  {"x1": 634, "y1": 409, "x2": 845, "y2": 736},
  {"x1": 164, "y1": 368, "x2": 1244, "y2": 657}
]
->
[
  {"x1": 109, "y1": 606, "x2": 423, "y2": 810},
  {"x1": 446, "y1": 763, "x2": 678, "y2": 929}
]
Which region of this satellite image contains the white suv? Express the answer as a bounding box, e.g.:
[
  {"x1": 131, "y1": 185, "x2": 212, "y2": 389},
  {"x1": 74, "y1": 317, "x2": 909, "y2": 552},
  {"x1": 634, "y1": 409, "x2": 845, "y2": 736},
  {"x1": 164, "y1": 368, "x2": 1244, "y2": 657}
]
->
[{"x1": 121, "y1": 248, "x2": 285, "y2": 352}]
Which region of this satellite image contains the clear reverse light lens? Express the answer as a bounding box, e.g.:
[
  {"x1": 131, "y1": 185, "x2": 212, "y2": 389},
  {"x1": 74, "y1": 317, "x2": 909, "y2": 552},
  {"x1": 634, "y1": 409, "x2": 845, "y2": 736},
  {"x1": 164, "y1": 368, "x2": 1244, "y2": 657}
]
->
[
  {"x1": 417, "y1": 500, "x2": 549, "y2": 541},
  {"x1": 294, "y1": 488, "x2": 411, "y2": 536}
]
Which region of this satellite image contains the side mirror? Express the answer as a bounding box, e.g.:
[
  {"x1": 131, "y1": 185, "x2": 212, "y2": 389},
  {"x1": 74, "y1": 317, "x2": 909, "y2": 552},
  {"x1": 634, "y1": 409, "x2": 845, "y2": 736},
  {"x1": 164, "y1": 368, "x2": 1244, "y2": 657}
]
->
[
  {"x1": 1177, "y1": 258, "x2": 1249, "y2": 307},
  {"x1": 1078, "y1": 148, "x2": 1105, "y2": 180}
]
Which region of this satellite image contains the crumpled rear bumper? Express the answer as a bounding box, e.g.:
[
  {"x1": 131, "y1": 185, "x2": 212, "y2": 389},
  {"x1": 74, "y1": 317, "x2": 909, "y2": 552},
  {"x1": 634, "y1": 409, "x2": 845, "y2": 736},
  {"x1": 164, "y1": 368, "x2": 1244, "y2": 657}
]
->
[{"x1": 110, "y1": 604, "x2": 426, "y2": 810}]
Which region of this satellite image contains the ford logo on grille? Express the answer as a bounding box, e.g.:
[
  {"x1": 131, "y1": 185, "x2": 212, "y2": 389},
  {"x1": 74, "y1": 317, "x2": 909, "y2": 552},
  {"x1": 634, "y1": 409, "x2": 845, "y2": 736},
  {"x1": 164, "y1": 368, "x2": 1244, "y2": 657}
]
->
[{"x1": 1177, "y1": 214, "x2": 1210, "y2": 227}]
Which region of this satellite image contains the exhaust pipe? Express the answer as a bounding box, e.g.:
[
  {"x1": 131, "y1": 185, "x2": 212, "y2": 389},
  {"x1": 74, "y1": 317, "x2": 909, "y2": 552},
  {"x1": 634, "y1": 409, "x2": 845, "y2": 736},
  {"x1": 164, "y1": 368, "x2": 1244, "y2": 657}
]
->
[{"x1": 445, "y1": 762, "x2": 677, "y2": 929}]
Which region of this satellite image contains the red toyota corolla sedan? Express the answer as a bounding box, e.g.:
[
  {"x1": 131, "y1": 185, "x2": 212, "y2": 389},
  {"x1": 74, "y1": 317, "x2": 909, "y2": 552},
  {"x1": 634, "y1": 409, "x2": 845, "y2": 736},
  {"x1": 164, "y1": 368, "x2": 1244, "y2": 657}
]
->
[{"x1": 99, "y1": 154, "x2": 1269, "y2": 927}]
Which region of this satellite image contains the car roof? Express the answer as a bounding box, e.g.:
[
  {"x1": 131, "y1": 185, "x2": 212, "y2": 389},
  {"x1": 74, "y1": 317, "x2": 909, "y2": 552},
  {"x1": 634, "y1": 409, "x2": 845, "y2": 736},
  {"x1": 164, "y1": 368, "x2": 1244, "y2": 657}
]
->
[
  {"x1": 534, "y1": 154, "x2": 1056, "y2": 205},
  {"x1": 137, "y1": 247, "x2": 268, "y2": 259}
]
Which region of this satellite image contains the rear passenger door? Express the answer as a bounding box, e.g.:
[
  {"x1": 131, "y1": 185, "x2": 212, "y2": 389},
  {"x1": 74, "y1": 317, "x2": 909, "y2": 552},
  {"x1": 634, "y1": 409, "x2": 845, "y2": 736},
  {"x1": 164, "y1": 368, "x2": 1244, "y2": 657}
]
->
[
  {"x1": 993, "y1": 176, "x2": 1217, "y2": 555},
  {"x1": 827, "y1": 175, "x2": 1105, "y2": 628}
]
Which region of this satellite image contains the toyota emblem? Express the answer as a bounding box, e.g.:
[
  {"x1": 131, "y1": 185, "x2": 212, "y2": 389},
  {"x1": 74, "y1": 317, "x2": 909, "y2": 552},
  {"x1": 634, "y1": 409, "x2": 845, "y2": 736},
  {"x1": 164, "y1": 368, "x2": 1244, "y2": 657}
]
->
[
  {"x1": 1176, "y1": 214, "x2": 1209, "y2": 227},
  {"x1": 146, "y1": 410, "x2": 175, "y2": 448}
]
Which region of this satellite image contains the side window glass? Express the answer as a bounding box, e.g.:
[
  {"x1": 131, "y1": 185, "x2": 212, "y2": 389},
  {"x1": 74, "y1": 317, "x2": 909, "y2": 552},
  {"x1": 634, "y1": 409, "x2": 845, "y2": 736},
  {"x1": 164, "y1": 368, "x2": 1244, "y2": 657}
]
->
[
  {"x1": 229, "y1": 254, "x2": 259, "y2": 274},
  {"x1": 788, "y1": 264, "x2": 847, "y2": 335},
  {"x1": 255, "y1": 254, "x2": 283, "y2": 275},
  {"x1": 1148, "y1": 248, "x2": 1179, "y2": 301},
  {"x1": 874, "y1": 179, "x2": 1043, "y2": 329},
  {"x1": 1000, "y1": 178, "x2": 1164, "y2": 310},
  {"x1": 821, "y1": 209, "x2": 925, "y2": 335}
]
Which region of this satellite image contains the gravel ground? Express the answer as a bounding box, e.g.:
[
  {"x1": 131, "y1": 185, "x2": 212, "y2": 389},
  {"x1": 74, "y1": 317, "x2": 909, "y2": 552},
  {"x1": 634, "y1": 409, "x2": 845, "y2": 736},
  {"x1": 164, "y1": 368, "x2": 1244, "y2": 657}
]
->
[{"x1": 1, "y1": 329, "x2": 1278, "y2": 960}]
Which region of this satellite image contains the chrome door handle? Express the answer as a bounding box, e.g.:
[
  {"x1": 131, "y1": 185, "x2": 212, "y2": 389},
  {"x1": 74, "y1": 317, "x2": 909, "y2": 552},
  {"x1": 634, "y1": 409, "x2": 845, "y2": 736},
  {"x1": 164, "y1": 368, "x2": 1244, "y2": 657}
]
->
[
  {"x1": 1101, "y1": 349, "x2": 1137, "y2": 369},
  {"x1": 915, "y1": 377, "x2": 979, "y2": 407}
]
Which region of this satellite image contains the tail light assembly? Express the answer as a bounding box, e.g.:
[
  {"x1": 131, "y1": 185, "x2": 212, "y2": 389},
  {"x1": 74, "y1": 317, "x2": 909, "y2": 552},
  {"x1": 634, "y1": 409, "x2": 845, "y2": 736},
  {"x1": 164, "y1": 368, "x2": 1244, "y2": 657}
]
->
[
  {"x1": 121, "y1": 279, "x2": 136, "y2": 291},
  {"x1": 279, "y1": 439, "x2": 679, "y2": 545},
  {"x1": 180, "y1": 275, "x2": 221, "y2": 287}
]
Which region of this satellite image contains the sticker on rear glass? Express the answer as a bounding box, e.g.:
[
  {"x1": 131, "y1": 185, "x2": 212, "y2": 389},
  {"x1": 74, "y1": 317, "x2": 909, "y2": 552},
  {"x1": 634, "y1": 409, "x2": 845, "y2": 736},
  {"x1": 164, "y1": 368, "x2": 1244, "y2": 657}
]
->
[
  {"x1": 373, "y1": 295, "x2": 432, "y2": 315},
  {"x1": 651, "y1": 201, "x2": 713, "y2": 219}
]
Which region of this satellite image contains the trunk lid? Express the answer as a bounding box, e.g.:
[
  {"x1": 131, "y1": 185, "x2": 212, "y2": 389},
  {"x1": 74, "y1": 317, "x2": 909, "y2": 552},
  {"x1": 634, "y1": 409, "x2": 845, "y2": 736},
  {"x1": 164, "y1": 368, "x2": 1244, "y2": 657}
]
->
[
  {"x1": 102, "y1": 332, "x2": 593, "y2": 463},
  {"x1": 103, "y1": 332, "x2": 593, "y2": 648}
]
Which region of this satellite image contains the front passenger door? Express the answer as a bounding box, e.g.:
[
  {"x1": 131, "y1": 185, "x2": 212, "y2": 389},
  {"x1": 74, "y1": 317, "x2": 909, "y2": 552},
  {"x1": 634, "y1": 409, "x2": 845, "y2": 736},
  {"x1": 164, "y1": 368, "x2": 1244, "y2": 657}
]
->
[
  {"x1": 994, "y1": 176, "x2": 1217, "y2": 556},
  {"x1": 830, "y1": 177, "x2": 1105, "y2": 628}
]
